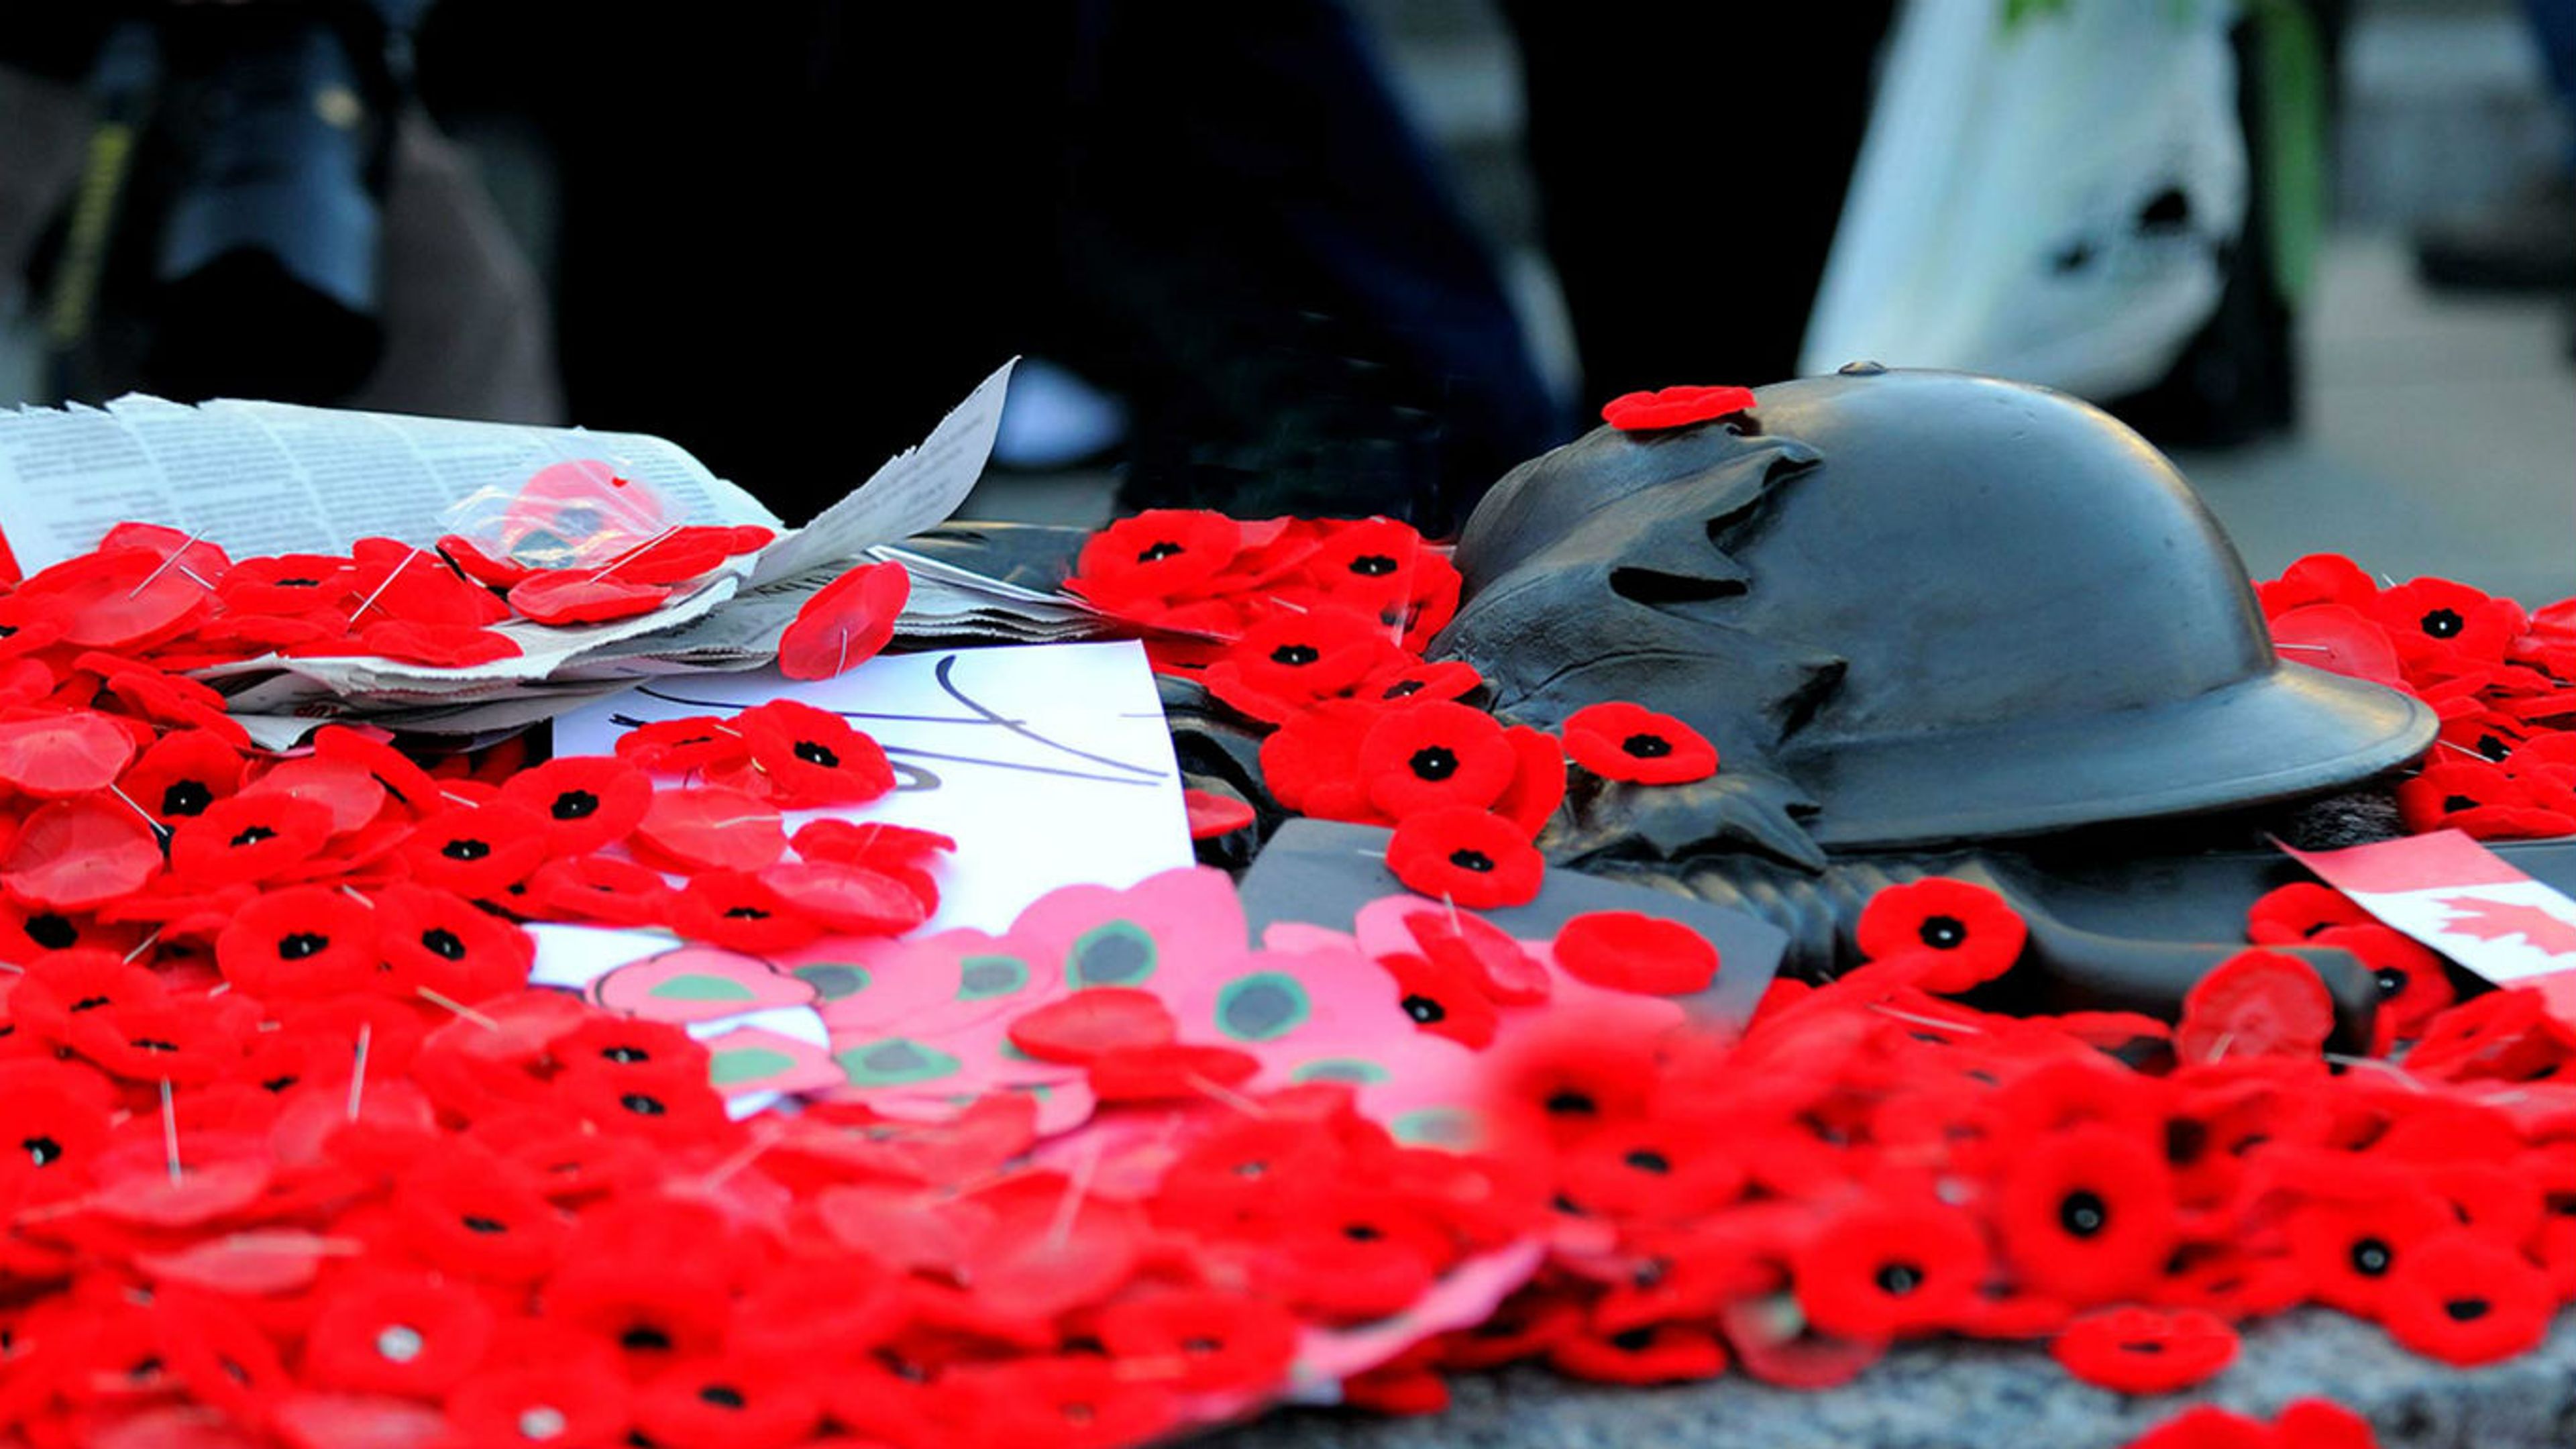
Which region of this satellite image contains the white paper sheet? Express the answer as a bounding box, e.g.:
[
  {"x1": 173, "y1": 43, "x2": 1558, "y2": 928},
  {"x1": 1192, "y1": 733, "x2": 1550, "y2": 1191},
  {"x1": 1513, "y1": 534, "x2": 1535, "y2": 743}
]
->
[{"x1": 550, "y1": 641, "x2": 1193, "y2": 932}]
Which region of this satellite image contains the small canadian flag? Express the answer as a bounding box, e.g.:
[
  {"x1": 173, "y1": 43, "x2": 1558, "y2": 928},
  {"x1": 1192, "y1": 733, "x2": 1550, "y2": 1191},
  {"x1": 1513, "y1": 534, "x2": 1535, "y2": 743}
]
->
[{"x1": 2285, "y1": 830, "x2": 2576, "y2": 1020}]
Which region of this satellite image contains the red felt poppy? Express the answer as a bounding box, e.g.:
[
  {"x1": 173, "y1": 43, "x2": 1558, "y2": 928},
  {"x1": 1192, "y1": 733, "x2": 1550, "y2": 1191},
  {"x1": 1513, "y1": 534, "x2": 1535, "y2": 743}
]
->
[
  {"x1": 30, "y1": 546, "x2": 214, "y2": 649},
  {"x1": 150, "y1": 1287, "x2": 292, "y2": 1428},
  {"x1": 236, "y1": 756, "x2": 388, "y2": 839},
  {"x1": 2396, "y1": 759, "x2": 2575, "y2": 839},
  {"x1": 1549, "y1": 1322, "x2": 1732, "y2": 1384},
  {"x1": 1257, "y1": 700, "x2": 1385, "y2": 824},
  {"x1": 778, "y1": 559, "x2": 910, "y2": 681},
  {"x1": 303, "y1": 1271, "x2": 496, "y2": 1398},
  {"x1": 384, "y1": 1152, "x2": 568, "y2": 1287},
  {"x1": 554, "y1": 1061, "x2": 735, "y2": 1147},
  {"x1": 1071, "y1": 509, "x2": 1242, "y2": 607},
  {"x1": 523, "y1": 855, "x2": 678, "y2": 927},
  {"x1": 1853, "y1": 876, "x2": 2027, "y2": 994},
  {"x1": 8, "y1": 946, "x2": 169, "y2": 1040},
  {"x1": 1562, "y1": 700, "x2": 1719, "y2": 785},
  {"x1": 1094, "y1": 1289, "x2": 1299, "y2": 1397},
  {"x1": 2176, "y1": 949, "x2": 2334, "y2": 1065},
  {"x1": 497, "y1": 754, "x2": 653, "y2": 853},
  {"x1": 0, "y1": 594, "x2": 72, "y2": 657},
  {"x1": 1357, "y1": 700, "x2": 1518, "y2": 818},
  {"x1": 2302, "y1": 924, "x2": 2452, "y2": 1047},
  {"x1": 2049, "y1": 1306, "x2": 2239, "y2": 1393},
  {"x1": 2376, "y1": 1230, "x2": 2553, "y2": 1365},
  {"x1": 2368, "y1": 578, "x2": 2523, "y2": 668},
  {"x1": 3, "y1": 797, "x2": 163, "y2": 910},
  {"x1": 2283, "y1": 1188, "x2": 2452, "y2": 1319},
  {"x1": 1995, "y1": 1126, "x2": 2179, "y2": 1306},
  {"x1": 1205, "y1": 609, "x2": 1406, "y2": 723},
  {"x1": 1600, "y1": 384, "x2": 1757, "y2": 433},
  {"x1": 508, "y1": 570, "x2": 671, "y2": 626},
  {"x1": 2257, "y1": 551, "x2": 2380, "y2": 616},
  {"x1": 213, "y1": 884, "x2": 380, "y2": 1000},
  {"x1": 1006, "y1": 987, "x2": 1177, "y2": 1064},
  {"x1": 753, "y1": 859, "x2": 929, "y2": 935},
  {"x1": 400, "y1": 800, "x2": 553, "y2": 896},
  {"x1": 788, "y1": 817, "x2": 953, "y2": 869},
  {"x1": 550, "y1": 1017, "x2": 712, "y2": 1083},
  {"x1": 1553, "y1": 911, "x2": 1721, "y2": 996},
  {"x1": 444, "y1": 1355, "x2": 634, "y2": 1448},
  {"x1": 2274, "y1": 1400, "x2": 2381, "y2": 1449},
  {"x1": 930, "y1": 1357, "x2": 1181, "y2": 1449},
  {"x1": 2125, "y1": 1406, "x2": 2282, "y2": 1449},
  {"x1": 218, "y1": 553, "x2": 360, "y2": 615},
  {"x1": 1406, "y1": 907, "x2": 1550, "y2": 1005},
  {"x1": 630, "y1": 1354, "x2": 822, "y2": 1449},
  {"x1": 669, "y1": 870, "x2": 823, "y2": 953},
  {"x1": 1386, "y1": 807, "x2": 1544, "y2": 910},
  {"x1": 736, "y1": 699, "x2": 895, "y2": 806},
  {"x1": 2245, "y1": 882, "x2": 2371, "y2": 945},
  {"x1": 1087, "y1": 1041, "x2": 1262, "y2": 1103},
  {"x1": 1553, "y1": 1120, "x2": 1747, "y2": 1222},
  {"x1": 1792, "y1": 1201, "x2": 1988, "y2": 1340},
  {"x1": 347, "y1": 537, "x2": 511, "y2": 624},
  {"x1": 631, "y1": 786, "x2": 784, "y2": 873},
  {"x1": 374, "y1": 883, "x2": 535, "y2": 1006},
  {"x1": 168, "y1": 792, "x2": 335, "y2": 887},
  {"x1": 1184, "y1": 786, "x2": 1258, "y2": 839},
  {"x1": 1379, "y1": 950, "x2": 1500, "y2": 1049},
  {"x1": 0, "y1": 709, "x2": 136, "y2": 798},
  {"x1": 350, "y1": 617, "x2": 523, "y2": 668},
  {"x1": 1491, "y1": 724, "x2": 1570, "y2": 835}
]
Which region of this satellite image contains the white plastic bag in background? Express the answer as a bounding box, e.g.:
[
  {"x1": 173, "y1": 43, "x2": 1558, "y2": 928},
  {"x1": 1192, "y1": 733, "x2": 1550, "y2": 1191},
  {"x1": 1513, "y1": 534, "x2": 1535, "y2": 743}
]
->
[{"x1": 1800, "y1": 0, "x2": 2248, "y2": 400}]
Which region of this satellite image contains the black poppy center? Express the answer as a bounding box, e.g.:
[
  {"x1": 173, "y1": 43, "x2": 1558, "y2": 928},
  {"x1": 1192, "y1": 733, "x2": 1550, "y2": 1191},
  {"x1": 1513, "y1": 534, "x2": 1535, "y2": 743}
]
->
[
  {"x1": 1624, "y1": 1148, "x2": 1672, "y2": 1174},
  {"x1": 275, "y1": 577, "x2": 321, "y2": 588},
  {"x1": 2476, "y1": 734, "x2": 2510, "y2": 761},
  {"x1": 25, "y1": 914, "x2": 78, "y2": 951},
  {"x1": 1135, "y1": 540, "x2": 1186, "y2": 564},
  {"x1": 1544, "y1": 1089, "x2": 1597, "y2": 1116},
  {"x1": 1448, "y1": 849, "x2": 1495, "y2": 873},
  {"x1": 1401, "y1": 995, "x2": 1446, "y2": 1024},
  {"x1": 2374, "y1": 967, "x2": 2408, "y2": 999},
  {"x1": 698, "y1": 1385, "x2": 747, "y2": 1409},
  {"x1": 793, "y1": 739, "x2": 840, "y2": 768},
  {"x1": 620, "y1": 1326, "x2": 672, "y2": 1352},
  {"x1": 421, "y1": 928, "x2": 467, "y2": 961},
  {"x1": 462, "y1": 1215, "x2": 507, "y2": 1234},
  {"x1": 1408, "y1": 745, "x2": 1459, "y2": 782},
  {"x1": 1342, "y1": 1223, "x2": 1385, "y2": 1243},
  {"x1": 1383, "y1": 680, "x2": 1426, "y2": 699},
  {"x1": 1269, "y1": 643, "x2": 1321, "y2": 667},
  {"x1": 2443, "y1": 1297, "x2": 2491, "y2": 1323},
  {"x1": 550, "y1": 790, "x2": 600, "y2": 820},
  {"x1": 132, "y1": 1037, "x2": 180, "y2": 1053},
  {"x1": 2350, "y1": 1237, "x2": 2393, "y2": 1276},
  {"x1": 602, "y1": 1045, "x2": 650, "y2": 1064},
  {"x1": 1350, "y1": 553, "x2": 1399, "y2": 576},
  {"x1": 162, "y1": 780, "x2": 213, "y2": 817},
  {"x1": 277, "y1": 931, "x2": 331, "y2": 960},
  {"x1": 441, "y1": 837, "x2": 492, "y2": 861},
  {"x1": 1874, "y1": 1262, "x2": 1925, "y2": 1296},
  {"x1": 1919, "y1": 915, "x2": 1968, "y2": 950},
  {"x1": 2420, "y1": 608, "x2": 2465, "y2": 639},
  {"x1": 2441, "y1": 795, "x2": 2481, "y2": 813},
  {"x1": 230, "y1": 825, "x2": 278, "y2": 848},
  {"x1": 619, "y1": 1092, "x2": 667, "y2": 1116},
  {"x1": 22, "y1": 1136, "x2": 61, "y2": 1168},
  {"x1": 2059, "y1": 1189, "x2": 2110, "y2": 1238},
  {"x1": 69, "y1": 994, "x2": 111, "y2": 1013},
  {"x1": 1621, "y1": 733, "x2": 1673, "y2": 759},
  {"x1": 724, "y1": 906, "x2": 771, "y2": 920},
  {"x1": 1609, "y1": 1328, "x2": 1657, "y2": 1352}
]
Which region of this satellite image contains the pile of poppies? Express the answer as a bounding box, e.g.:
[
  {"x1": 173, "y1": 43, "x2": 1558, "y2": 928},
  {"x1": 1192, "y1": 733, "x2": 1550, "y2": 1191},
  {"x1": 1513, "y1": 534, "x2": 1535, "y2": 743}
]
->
[
  {"x1": 1070, "y1": 511, "x2": 1721, "y2": 909},
  {"x1": 2260, "y1": 553, "x2": 2576, "y2": 839},
  {"x1": 0, "y1": 517, "x2": 777, "y2": 674},
  {"x1": 0, "y1": 486, "x2": 2572, "y2": 1449}
]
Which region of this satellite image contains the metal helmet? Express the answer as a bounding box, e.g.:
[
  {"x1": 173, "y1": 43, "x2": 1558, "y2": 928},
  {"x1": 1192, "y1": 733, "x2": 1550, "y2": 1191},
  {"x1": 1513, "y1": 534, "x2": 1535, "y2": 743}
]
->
[{"x1": 1434, "y1": 367, "x2": 2435, "y2": 855}]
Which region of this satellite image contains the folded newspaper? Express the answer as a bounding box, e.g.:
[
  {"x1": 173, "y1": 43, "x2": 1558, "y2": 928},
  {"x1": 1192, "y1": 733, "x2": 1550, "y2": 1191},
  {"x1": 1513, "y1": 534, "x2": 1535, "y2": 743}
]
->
[{"x1": 0, "y1": 362, "x2": 1128, "y2": 743}]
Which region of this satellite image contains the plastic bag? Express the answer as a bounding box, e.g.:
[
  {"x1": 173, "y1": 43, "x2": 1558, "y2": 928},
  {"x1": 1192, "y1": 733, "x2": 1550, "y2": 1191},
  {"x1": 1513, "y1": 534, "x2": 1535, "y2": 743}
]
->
[{"x1": 1800, "y1": 0, "x2": 2247, "y2": 400}]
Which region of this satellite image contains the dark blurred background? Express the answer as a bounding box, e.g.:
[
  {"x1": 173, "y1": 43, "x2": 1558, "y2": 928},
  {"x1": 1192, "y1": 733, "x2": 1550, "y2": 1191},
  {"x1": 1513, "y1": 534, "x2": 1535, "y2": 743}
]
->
[{"x1": 1, "y1": 0, "x2": 2569, "y2": 598}]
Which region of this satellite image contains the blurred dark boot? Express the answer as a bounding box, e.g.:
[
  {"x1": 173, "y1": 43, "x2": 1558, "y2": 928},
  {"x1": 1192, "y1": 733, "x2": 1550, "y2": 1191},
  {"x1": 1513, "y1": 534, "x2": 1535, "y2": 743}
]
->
[{"x1": 2415, "y1": 174, "x2": 2576, "y2": 291}]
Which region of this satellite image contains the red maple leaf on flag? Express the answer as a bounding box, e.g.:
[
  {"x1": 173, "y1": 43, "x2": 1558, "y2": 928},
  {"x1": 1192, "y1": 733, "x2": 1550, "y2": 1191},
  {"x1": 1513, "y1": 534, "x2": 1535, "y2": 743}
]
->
[{"x1": 2434, "y1": 896, "x2": 2576, "y2": 959}]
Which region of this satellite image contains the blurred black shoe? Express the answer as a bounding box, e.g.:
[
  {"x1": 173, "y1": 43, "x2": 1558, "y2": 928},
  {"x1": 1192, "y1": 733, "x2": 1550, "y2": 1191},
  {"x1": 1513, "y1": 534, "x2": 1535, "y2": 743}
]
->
[{"x1": 2416, "y1": 174, "x2": 2576, "y2": 292}]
